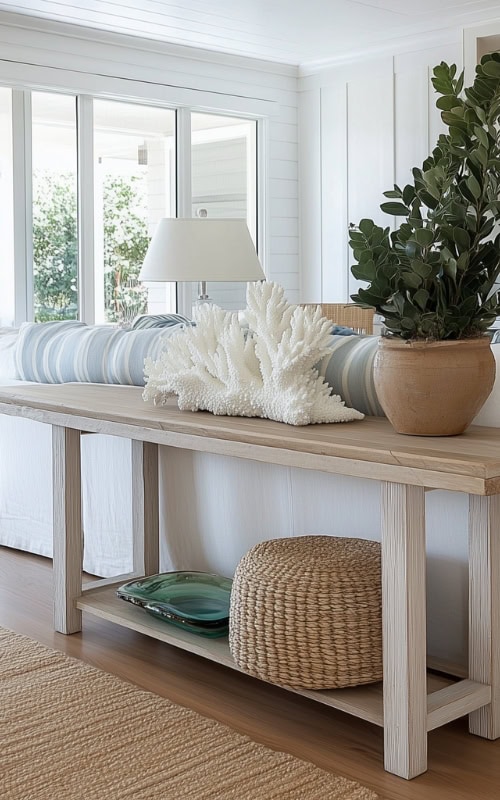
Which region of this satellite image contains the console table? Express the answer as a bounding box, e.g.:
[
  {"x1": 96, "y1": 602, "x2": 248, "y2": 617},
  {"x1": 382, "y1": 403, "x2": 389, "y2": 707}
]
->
[{"x1": 0, "y1": 382, "x2": 499, "y2": 780}]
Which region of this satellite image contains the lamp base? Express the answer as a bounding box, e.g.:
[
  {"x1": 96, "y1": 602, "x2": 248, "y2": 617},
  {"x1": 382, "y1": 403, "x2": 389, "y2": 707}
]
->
[
  {"x1": 194, "y1": 280, "x2": 215, "y2": 308},
  {"x1": 194, "y1": 295, "x2": 215, "y2": 308}
]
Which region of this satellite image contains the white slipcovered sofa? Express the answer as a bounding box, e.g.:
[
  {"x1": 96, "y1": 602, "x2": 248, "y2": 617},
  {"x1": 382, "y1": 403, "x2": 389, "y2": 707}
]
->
[{"x1": 1, "y1": 320, "x2": 499, "y2": 672}]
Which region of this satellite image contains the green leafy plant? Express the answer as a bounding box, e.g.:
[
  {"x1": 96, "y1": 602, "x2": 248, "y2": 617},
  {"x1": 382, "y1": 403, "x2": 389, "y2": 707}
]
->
[
  {"x1": 33, "y1": 172, "x2": 149, "y2": 324},
  {"x1": 102, "y1": 175, "x2": 149, "y2": 324},
  {"x1": 349, "y1": 52, "x2": 500, "y2": 340},
  {"x1": 33, "y1": 172, "x2": 78, "y2": 321}
]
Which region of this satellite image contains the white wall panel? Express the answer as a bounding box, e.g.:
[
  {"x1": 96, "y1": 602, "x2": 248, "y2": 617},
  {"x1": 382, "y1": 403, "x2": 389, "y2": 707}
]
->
[
  {"x1": 394, "y1": 41, "x2": 461, "y2": 188},
  {"x1": 298, "y1": 88, "x2": 321, "y2": 302},
  {"x1": 346, "y1": 72, "x2": 394, "y2": 296},
  {"x1": 269, "y1": 140, "x2": 298, "y2": 162},
  {"x1": 299, "y1": 41, "x2": 462, "y2": 303},
  {"x1": 269, "y1": 253, "x2": 299, "y2": 273},
  {"x1": 269, "y1": 177, "x2": 298, "y2": 200},
  {"x1": 269, "y1": 159, "x2": 298, "y2": 180},
  {"x1": 427, "y1": 67, "x2": 448, "y2": 153},
  {"x1": 320, "y1": 83, "x2": 348, "y2": 302},
  {"x1": 266, "y1": 118, "x2": 299, "y2": 290},
  {"x1": 270, "y1": 217, "x2": 298, "y2": 237},
  {"x1": 394, "y1": 68, "x2": 429, "y2": 188},
  {"x1": 272, "y1": 253, "x2": 299, "y2": 274},
  {"x1": 277, "y1": 104, "x2": 298, "y2": 125},
  {"x1": 394, "y1": 42, "x2": 462, "y2": 154},
  {"x1": 273, "y1": 271, "x2": 299, "y2": 300},
  {"x1": 270, "y1": 121, "x2": 298, "y2": 143},
  {"x1": 270, "y1": 236, "x2": 298, "y2": 256},
  {"x1": 269, "y1": 196, "x2": 298, "y2": 218}
]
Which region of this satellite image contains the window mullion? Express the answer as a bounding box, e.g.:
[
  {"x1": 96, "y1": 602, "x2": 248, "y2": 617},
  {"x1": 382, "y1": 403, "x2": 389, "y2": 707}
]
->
[
  {"x1": 175, "y1": 107, "x2": 192, "y2": 317},
  {"x1": 77, "y1": 95, "x2": 95, "y2": 324},
  {"x1": 12, "y1": 89, "x2": 32, "y2": 324}
]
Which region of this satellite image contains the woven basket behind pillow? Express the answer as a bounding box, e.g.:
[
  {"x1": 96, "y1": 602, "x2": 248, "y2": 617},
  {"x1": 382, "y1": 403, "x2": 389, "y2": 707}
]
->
[{"x1": 229, "y1": 536, "x2": 382, "y2": 690}]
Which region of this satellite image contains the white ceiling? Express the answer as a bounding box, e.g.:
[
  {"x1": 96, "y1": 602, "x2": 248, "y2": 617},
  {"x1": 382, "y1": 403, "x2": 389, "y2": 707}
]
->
[{"x1": 1, "y1": 0, "x2": 500, "y2": 67}]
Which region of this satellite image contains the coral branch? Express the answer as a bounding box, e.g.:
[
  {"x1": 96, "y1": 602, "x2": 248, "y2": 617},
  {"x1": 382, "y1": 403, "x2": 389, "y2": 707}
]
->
[{"x1": 143, "y1": 282, "x2": 364, "y2": 426}]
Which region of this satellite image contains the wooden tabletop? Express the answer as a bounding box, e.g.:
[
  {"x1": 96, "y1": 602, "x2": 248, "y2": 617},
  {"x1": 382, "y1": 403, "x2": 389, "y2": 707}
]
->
[{"x1": 1, "y1": 382, "x2": 500, "y2": 494}]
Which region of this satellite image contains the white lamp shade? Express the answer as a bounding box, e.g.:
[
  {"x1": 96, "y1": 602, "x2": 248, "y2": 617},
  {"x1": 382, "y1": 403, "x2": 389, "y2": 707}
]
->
[{"x1": 139, "y1": 218, "x2": 265, "y2": 283}]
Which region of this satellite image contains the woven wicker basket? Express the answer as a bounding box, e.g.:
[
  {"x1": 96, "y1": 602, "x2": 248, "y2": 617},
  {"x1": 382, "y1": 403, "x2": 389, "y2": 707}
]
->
[
  {"x1": 299, "y1": 303, "x2": 374, "y2": 334},
  {"x1": 229, "y1": 536, "x2": 382, "y2": 690}
]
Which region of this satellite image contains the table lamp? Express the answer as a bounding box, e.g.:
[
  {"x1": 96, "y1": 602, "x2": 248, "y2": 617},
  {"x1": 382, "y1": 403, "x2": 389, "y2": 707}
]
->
[{"x1": 139, "y1": 218, "x2": 265, "y2": 305}]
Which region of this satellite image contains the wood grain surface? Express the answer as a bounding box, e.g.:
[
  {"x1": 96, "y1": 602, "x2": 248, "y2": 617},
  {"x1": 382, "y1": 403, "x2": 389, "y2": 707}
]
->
[{"x1": 1, "y1": 383, "x2": 500, "y2": 492}]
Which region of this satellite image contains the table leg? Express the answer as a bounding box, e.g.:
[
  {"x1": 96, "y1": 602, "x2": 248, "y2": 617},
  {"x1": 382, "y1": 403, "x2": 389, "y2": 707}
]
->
[
  {"x1": 131, "y1": 440, "x2": 159, "y2": 576},
  {"x1": 469, "y1": 494, "x2": 500, "y2": 739},
  {"x1": 52, "y1": 425, "x2": 82, "y2": 634},
  {"x1": 381, "y1": 482, "x2": 427, "y2": 779}
]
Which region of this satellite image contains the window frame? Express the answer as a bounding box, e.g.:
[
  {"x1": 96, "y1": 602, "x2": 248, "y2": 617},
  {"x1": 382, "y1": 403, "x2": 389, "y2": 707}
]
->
[{"x1": 1, "y1": 64, "x2": 267, "y2": 325}]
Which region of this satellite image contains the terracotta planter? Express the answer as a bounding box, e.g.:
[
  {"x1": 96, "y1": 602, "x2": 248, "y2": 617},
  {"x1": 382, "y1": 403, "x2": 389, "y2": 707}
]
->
[{"x1": 373, "y1": 336, "x2": 495, "y2": 436}]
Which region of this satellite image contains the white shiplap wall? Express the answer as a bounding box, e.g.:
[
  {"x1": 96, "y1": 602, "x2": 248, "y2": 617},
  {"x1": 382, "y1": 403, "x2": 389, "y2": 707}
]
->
[
  {"x1": 298, "y1": 37, "x2": 462, "y2": 303},
  {"x1": 0, "y1": 10, "x2": 300, "y2": 305}
]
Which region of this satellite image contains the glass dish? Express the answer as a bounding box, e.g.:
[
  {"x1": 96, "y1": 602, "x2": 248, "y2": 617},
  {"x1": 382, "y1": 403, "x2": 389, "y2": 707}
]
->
[{"x1": 116, "y1": 571, "x2": 232, "y2": 638}]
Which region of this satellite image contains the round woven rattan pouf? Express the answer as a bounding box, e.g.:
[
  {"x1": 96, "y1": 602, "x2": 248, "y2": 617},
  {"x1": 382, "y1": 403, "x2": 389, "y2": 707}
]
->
[{"x1": 229, "y1": 536, "x2": 382, "y2": 690}]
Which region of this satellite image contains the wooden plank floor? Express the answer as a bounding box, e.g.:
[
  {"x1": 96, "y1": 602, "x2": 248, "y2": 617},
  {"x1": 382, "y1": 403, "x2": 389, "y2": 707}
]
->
[{"x1": 2, "y1": 547, "x2": 500, "y2": 800}]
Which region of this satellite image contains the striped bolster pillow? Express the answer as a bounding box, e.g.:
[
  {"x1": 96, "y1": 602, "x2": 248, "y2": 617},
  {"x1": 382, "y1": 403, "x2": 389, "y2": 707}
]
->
[
  {"x1": 321, "y1": 334, "x2": 385, "y2": 417},
  {"x1": 132, "y1": 313, "x2": 192, "y2": 329},
  {"x1": 15, "y1": 321, "x2": 181, "y2": 386}
]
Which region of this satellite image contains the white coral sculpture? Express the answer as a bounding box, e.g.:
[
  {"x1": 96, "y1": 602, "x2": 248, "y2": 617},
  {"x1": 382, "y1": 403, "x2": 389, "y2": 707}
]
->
[{"x1": 143, "y1": 281, "x2": 364, "y2": 425}]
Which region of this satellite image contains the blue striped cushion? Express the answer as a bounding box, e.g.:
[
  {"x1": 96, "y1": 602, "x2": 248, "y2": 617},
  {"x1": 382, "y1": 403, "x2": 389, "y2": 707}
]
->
[
  {"x1": 15, "y1": 321, "x2": 179, "y2": 386},
  {"x1": 132, "y1": 313, "x2": 192, "y2": 329},
  {"x1": 321, "y1": 335, "x2": 384, "y2": 416}
]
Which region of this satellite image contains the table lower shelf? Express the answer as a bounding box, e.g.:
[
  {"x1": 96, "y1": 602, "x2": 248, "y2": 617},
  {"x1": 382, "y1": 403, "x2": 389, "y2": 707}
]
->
[{"x1": 76, "y1": 585, "x2": 491, "y2": 731}]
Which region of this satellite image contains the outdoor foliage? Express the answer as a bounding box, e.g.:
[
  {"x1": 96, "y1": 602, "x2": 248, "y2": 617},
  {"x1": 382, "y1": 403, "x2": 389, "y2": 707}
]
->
[
  {"x1": 33, "y1": 171, "x2": 149, "y2": 323},
  {"x1": 349, "y1": 52, "x2": 500, "y2": 340},
  {"x1": 33, "y1": 172, "x2": 78, "y2": 321},
  {"x1": 103, "y1": 175, "x2": 149, "y2": 323}
]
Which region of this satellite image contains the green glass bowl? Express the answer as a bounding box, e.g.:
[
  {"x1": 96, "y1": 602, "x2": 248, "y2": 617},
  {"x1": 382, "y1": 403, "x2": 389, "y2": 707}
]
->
[{"x1": 116, "y1": 571, "x2": 232, "y2": 638}]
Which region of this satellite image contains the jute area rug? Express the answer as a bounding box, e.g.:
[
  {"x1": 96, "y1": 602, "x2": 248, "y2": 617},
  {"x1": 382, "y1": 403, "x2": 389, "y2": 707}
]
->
[{"x1": 1, "y1": 628, "x2": 379, "y2": 800}]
